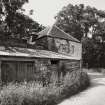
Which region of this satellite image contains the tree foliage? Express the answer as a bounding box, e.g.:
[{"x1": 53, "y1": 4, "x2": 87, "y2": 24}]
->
[
  {"x1": 55, "y1": 4, "x2": 105, "y2": 68},
  {"x1": 55, "y1": 4, "x2": 105, "y2": 41}
]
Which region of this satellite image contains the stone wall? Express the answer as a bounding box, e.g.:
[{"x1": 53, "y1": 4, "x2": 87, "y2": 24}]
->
[
  {"x1": 35, "y1": 37, "x2": 48, "y2": 50},
  {"x1": 1, "y1": 58, "x2": 81, "y2": 84},
  {"x1": 34, "y1": 59, "x2": 81, "y2": 81},
  {"x1": 35, "y1": 37, "x2": 82, "y2": 60}
]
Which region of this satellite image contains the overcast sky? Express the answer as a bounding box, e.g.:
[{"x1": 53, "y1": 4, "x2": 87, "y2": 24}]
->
[{"x1": 23, "y1": 0, "x2": 105, "y2": 26}]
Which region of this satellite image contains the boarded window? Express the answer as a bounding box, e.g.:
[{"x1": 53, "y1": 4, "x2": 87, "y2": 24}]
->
[{"x1": 51, "y1": 60, "x2": 59, "y2": 65}]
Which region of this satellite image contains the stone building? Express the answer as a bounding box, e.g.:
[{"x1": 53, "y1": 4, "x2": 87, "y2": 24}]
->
[
  {"x1": 35, "y1": 25, "x2": 81, "y2": 59},
  {"x1": 0, "y1": 25, "x2": 82, "y2": 83},
  {"x1": 35, "y1": 25, "x2": 82, "y2": 69}
]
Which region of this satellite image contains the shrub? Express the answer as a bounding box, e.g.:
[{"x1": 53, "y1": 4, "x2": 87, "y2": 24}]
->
[{"x1": 0, "y1": 71, "x2": 90, "y2": 105}]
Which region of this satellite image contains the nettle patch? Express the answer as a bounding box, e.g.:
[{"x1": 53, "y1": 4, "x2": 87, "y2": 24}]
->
[{"x1": 0, "y1": 70, "x2": 90, "y2": 105}]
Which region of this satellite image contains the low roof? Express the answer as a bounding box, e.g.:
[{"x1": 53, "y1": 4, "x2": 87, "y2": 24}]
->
[
  {"x1": 38, "y1": 25, "x2": 80, "y2": 43},
  {"x1": 0, "y1": 47, "x2": 80, "y2": 60}
]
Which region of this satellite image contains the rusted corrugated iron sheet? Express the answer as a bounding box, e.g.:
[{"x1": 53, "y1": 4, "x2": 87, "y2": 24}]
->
[
  {"x1": 0, "y1": 47, "x2": 81, "y2": 60},
  {"x1": 37, "y1": 25, "x2": 80, "y2": 43}
]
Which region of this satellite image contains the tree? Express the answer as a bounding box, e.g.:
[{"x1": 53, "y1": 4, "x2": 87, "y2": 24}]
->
[
  {"x1": 82, "y1": 37, "x2": 104, "y2": 68},
  {"x1": 55, "y1": 4, "x2": 84, "y2": 40},
  {"x1": 55, "y1": 4, "x2": 105, "y2": 41},
  {"x1": 5, "y1": 12, "x2": 44, "y2": 39},
  {"x1": 0, "y1": 0, "x2": 44, "y2": 39}
]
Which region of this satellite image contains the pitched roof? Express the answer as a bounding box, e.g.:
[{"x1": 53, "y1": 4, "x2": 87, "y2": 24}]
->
[
  {"x1": 0, "y1": 46, "x2": 80, "y2": 60},
  {"x1": 38, "y1": 25, "x2": 80, "y2": 43}
]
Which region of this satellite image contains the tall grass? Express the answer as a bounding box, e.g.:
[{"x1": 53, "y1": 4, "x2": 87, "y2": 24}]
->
[{"x1": 0, "y1": 71, "x2": 90, "y2": 105}]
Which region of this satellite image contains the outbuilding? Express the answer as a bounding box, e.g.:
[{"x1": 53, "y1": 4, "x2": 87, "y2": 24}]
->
[
  {"x1": 35, "y1": 25, "x2": 82, "y2": 60},
  {"x1": 0, "y1": 25, "x2": 82, "y2": 84},
  {"x1": 0, "y1": 46, "x2": 81, "y2": 83}
]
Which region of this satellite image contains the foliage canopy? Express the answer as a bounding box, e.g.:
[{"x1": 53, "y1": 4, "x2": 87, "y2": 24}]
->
[
  {"x1": 55, "y1": 4, "x2": 105, "y2": 68},
  {"x1": 0, "y1": 0, "x2": 44, "y2": 39}
]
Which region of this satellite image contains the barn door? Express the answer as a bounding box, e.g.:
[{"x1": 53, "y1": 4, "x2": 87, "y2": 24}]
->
[
  {"x1": 1, "y1": 61, "x2": 36, "y2": 83},
  {"x1": 16, "y1": 61, "x2": 35, "y2": 81},
  {"x1": 1, "y1": 61, "x2": 16, "y2": 83}
]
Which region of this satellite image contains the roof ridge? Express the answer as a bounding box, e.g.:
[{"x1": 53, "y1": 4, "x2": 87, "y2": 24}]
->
[
  {"x1": 38, "y1": 24, "x2": 80, "y2": 43},
  {"x1": 53, "y1": 25, "x2": 80, "y2": 42},
  {"x1": 0, "y1": 46, "x2": 81, "y2": 60},
  {"x1": 47, "y1": 26, "x2": 52, "y2": 35}
]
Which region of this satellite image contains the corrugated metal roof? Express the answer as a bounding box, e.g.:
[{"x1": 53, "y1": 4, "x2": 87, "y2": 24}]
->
[
  {"x1": 38, "y1": 25, "x2": 80, "y2": 43},
  {"x1": 0, "y1": 47, "x2": 80, "y2": 60}
]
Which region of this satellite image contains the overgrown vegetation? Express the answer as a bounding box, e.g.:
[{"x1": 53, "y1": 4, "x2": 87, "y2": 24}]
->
[
  {"x1": 0, "y1": 0, "x2": 44, "y2": 40},
  {"x1": 0, "y1": 71, "x2": 90, "y2": 105}
]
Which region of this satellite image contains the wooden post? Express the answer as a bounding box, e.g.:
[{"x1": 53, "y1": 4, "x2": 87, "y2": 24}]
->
[
  {"x1": 0, "y1": 61, "x2": 2, "y2": 84},
  {"x1": 80, "y1": 59, "x2": 82, "y2": 71}
]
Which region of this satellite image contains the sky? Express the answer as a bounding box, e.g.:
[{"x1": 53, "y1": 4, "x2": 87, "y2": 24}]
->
[{"x1": 23, "y1": 0, "x2": 105, "y2": 26}]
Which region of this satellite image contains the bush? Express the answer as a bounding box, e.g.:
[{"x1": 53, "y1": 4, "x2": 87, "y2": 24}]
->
[{"x1": 0, "y1": 71, "x2": 90, "y2": 105}]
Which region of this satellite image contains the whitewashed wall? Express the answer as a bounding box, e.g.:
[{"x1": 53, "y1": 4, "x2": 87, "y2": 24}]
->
[{"x1": 54, "y1": 38, "x2": 82, "y2": 60}]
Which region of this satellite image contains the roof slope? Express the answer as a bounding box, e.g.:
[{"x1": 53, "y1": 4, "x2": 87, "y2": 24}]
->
[
  {"x1": 0, "y1": 47, "x2": 80, "y2": 60},
  {"x1": 38, "y1": 25, "x2": 80, "y2": 43}
]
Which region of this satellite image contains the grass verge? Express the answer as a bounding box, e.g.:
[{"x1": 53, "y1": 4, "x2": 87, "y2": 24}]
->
[{"x1": 0, "y1": 71, "x2": 90, "y2": 105}]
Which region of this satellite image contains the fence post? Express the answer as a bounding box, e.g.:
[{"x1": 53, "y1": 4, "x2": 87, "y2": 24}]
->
[{"x1": 0, "y1": 61, "x2": 2, "y2": 85}]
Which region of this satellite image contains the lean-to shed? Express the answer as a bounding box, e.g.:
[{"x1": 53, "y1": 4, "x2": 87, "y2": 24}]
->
[{"x1": 0, "y1": 46, "x2": 81, "y2": 83}]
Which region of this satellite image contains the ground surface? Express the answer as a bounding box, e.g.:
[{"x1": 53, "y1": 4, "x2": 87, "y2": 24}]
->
[{"x1": 58, "y1": 71, "x2": 105, "y2": 105}]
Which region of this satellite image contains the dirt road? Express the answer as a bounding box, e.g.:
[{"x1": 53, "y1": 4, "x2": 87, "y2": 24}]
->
[{"x1": 59, "y1": 72, "x2": 105, "y2": 105}]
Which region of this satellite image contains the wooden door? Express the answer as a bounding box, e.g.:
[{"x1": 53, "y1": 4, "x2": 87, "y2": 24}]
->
[
  {"x1": 1, "y1": 61, "x2": 36, "y2": 83},
  {"x1": 1, "y1": 61, "x2": 16, "y2": 83}
]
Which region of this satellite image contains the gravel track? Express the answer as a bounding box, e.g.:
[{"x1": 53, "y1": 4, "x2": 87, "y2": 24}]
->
[{"x1": 59, "y1": 72, "x2": 105, "y2": 105}]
